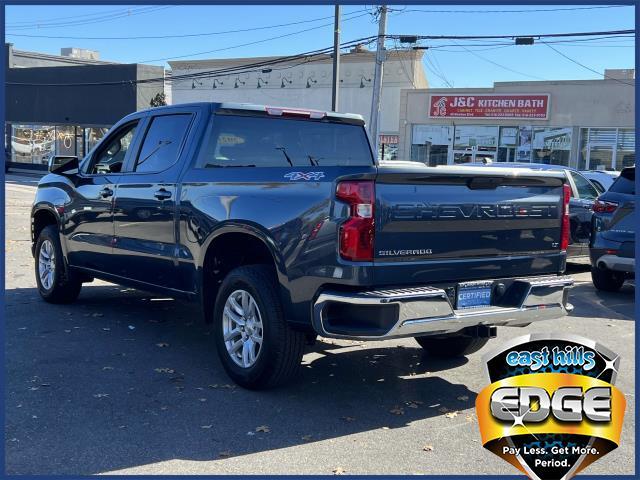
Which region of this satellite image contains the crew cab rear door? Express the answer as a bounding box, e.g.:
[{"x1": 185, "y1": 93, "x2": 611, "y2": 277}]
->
[{"x1": 111, "y1": 106, "x2": 202, "y2": 291}]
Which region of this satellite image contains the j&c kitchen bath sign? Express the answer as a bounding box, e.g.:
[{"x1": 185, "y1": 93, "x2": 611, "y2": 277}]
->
[{"x1": 429, "y1": 94, "x2": 550, "y2": 120}]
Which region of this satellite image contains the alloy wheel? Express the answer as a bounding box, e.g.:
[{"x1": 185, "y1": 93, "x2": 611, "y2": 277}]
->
[
  {"x1": 222, "y1": 289, "x2": 264, "y2": 368},
  {"x1": 38, "y1": 239, "x2": 56, "y2": 290}
]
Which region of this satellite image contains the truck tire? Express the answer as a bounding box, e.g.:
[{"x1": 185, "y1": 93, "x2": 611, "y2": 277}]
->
[
  {"x1": 212, "y1": 265, "x2": 306, "y2": 389},
  {"x1": 591, "y1": 267, "x2": 625, "y2": 292},
  {"x1": 414, "y1": 334, "x2": 489, "y2": 358},
  {"x1": 34, "y1": 225, "x2": 82, "y2": 304}
]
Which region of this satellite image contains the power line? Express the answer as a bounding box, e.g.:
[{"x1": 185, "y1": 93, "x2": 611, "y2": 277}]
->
[
  {"x1": 426, "y1": 50, "x2": 454, "y2": 87},
  {"x1": 136, "y1": 12, "x2": 372, "y2": 64},
  {"x1": 417, "y1": 35, "x2": 636, "y2": 51},
  {"x1": 6, "y1": 9, "x2": 371, "y2": 40},
  {"x1": 421, "y1": 51, "x2": 453, "y2": 88},
  {"x1": 6, "y1": 6, "x2": 171, "y2": 31},
  {"x1": 393, "y1": 39, "x2": 417, "y2": 88},
  {"x1": 542, "y1": 42, "x2": 635, "y2": 86},
  {"x1": 139, "y1": 28, "x2": 634, "y2": 66},
  {"x1": 6, "y1": 6, "x2": 142, "y2": 26},
  {"x1": 392, "y1": 29, "x2": 635, "y2": 41},
  {"x1": 7, "y1": 36, "x2": 378, "y2": 88},
  {"x1": 401, "y1": 5, "x2": 631, "y2": 14},
  {"x1": 449, "y1": 40, "x2": 548, "y2": 81}
]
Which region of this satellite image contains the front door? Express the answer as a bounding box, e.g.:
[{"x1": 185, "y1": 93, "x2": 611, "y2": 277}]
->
[
  {"x1": 64, "y1": 120, "x2": 142, "y2": 273},
  {"x1": 112, "y1": 110, "x2": 196, "y2": 291}
]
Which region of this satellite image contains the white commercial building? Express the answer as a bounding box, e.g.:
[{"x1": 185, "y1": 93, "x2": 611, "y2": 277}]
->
[
  {"x1": 169, "y1": 46, "x2": 427, "y2": 159},
  {"x1": 398, "y1": 70, "x2": 635, "y2": 171}
]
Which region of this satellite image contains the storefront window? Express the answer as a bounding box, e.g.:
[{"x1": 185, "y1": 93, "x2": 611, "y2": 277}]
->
[
  {"x1": 11, "y1": 125, "x2": 55, "y2": 165},
  {"x1": 532, "y1": 127, "x2": 572, "y2": 166},
  {"x1": 56, "y1": 126, "x2": 76, "y2": 157},
  {"x1": 498, "y1": 126, "x2": 518, "y2": 162},
  {"x1": 617, "y1": 128, "x2": 635, "y2": 169},
  {"x1": 453, "y1": 125, "x2": 498, "y2": 164},
  {"x1": 515, "y1": 126, "x2": 533, "y2": 162},
  {"x1": 411, "y1": 125, "x2": 452, "y2": 166},
  {"x1": 85, "y1": 127, "x2": 109, "y2": 155},
  {"x1": 579, "y1": 128, "x2": 633, "y2": 171},
  {"x1": 7, "y1": 124, "x2": 112, "y2": 166}
]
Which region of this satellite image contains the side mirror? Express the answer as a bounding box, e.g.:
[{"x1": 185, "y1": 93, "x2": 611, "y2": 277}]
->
[{"x1": 49, "y1": 155, "x2": 79, "y2": 176}]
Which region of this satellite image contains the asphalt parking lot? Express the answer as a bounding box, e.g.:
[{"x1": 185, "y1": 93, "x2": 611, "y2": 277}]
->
[{"x1": 4, "y1": 172, "x2": 636, "y2": 475}]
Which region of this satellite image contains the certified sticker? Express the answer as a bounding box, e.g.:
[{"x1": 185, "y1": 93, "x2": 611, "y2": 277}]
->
[{"x1": 476, "y1": 334, "x2": 626, "y2": 480}]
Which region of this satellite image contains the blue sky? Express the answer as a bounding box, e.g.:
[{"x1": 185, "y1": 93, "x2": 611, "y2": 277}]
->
[{"x1": 5, "y1": 4, "x2": 635, "y2": 88}]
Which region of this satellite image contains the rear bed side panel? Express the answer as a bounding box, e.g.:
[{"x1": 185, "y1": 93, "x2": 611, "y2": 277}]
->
[{"x1": 178, "y1": 166, "x2": 378, "y2": 327}]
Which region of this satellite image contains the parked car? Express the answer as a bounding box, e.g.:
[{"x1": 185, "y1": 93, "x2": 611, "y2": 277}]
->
[
  {"x1": 471, "y1": 162, "x2": 601, "y2": 258},
  {"x1": 589, "y1": 166, "x2": 635, "y2": 291},
  {"x1": 31, "y1": 103, "x2": 574, "y2": 389},
  {"x1": 581, "y1": 170, "x2": 620, "y2": 194}
]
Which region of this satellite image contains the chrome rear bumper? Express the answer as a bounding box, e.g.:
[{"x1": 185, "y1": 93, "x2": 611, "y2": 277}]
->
[{"x1": 312, "y1": 275, "x2": 574, "y2": 341}]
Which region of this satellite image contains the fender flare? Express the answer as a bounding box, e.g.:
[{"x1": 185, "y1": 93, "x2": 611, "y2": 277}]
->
[
  {"x1": 31, "y1": 203, "x2": 74, "y2": 277},
  {"x1": 31, "y1": 203, "x2": 62, "y2": 244},
  {"x1": 198, "y1": 220, "x2": 288, "y2": 283},
  {"x1": 196, "y1": 221, "x2": 295, "y2": 321}
]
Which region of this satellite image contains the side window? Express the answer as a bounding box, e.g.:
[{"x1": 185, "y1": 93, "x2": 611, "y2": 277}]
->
[
  {"x1": 570, "y1": 172, "x2": 599, "y2": 200},
  {"x1": 87, "y1": 121, "x2": 138, "y2": 174},
  {"x1": 590, "y1": 179, "x2": 605, "y2": 195},
  {"x1": 134, "y1": 114, "x2": 192, "y2": 173}
]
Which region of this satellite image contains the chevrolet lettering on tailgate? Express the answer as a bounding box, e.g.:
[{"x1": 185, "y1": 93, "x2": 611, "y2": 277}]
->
[{"x1": 389, "y1": 203, "x2": 558, "y2": 220}]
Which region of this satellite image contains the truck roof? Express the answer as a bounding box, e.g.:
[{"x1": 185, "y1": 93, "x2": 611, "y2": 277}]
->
[{"x1": 142, "y1": 102, "x2": 365, "y2": 123}]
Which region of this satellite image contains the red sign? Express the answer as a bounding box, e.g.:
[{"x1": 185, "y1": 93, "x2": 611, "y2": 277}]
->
[
  {"x1": 429, "y1": 94, "x2": 549, "y2": 119},
  {"x1": 379, "y1": 134, "x2": 399, "y2": 144}
]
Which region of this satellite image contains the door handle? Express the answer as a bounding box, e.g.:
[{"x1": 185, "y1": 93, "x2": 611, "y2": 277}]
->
[
  {"x1": 100, "y1": 187, "x2": 113, "y2": 198},
  {"x1": 154, "y1": 188, "x2": 172, "y2": 200}
]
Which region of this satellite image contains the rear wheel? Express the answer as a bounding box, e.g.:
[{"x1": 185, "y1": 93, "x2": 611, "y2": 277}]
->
[
  {"x1": 414, "y1": 334, "x2": 489, "y2": 358},
  {"x1": 34, "y1": 225, "x2": 82, "y2": 303},
  {"x1": 212, "y1": 265, "x2": 306, "y2": 389},
  {"x1": 591, "y1": 267, "x2": 625, "y2": 292}
]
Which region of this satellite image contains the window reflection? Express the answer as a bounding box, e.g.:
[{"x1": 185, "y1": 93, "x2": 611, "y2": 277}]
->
[{"x1": 11, "y1": 125, "x2": 55, "y2": 165}]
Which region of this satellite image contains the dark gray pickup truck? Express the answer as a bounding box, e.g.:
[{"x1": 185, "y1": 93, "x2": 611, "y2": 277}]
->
[{"x1": 32, "y1": 102, "x2": 574, "y2": 388}]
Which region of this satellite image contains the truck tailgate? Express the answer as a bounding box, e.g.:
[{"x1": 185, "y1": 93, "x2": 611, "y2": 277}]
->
[{"x1": 373, "y1": 165, "x2": 566, "y2": 284}]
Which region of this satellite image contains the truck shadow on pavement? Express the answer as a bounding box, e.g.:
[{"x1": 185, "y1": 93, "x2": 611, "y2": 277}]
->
[
  {"x1": 5, "y1": 284, "x2": 477, "y2": 475},
  {"x1": 566, "y1": 281, "x2": 635, "y2": 322}
]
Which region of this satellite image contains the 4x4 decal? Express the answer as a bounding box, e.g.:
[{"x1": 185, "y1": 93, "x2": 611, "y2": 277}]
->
[{"x1": 284, "y1": 171, "x2": 325, "y2": 181}]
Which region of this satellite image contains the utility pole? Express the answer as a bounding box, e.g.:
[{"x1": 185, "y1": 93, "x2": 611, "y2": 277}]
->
[
  {"x1": 331, "y1": 5, "x2": 341, "y2": 111},
  {"x1": 369, "y1": 5, "x2": 387, "y2": 160}
]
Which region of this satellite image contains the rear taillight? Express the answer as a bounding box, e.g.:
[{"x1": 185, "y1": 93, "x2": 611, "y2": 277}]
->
[
  {"x1": 336, "y1": 180, "x2": 375, "y2": 261},
  {"x1": 560, "y1": 183, "x2": 571, "y2": 251},
  {"x1": 592, "y1": 199, "x2": 618, "y2": 213}
]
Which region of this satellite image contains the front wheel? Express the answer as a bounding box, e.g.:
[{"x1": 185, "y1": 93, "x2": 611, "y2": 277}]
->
[
  {"x1": 591, "y1": 267, "x2": 625, "y2": 292},
  {"x1": 415, "y1": 334, "x2": 489, "y2": 358},
  {"x1": 212, "y1": 265, "x2": 306, "y2": 389},
  {"x1": 34, "y1": 225, "x2": 82, "y2": 303}
]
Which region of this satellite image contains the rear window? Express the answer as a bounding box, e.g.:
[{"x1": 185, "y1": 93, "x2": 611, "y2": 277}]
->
[
  {"x1": 609, "y1": 168, "x2": 635, "y2": 195},
  {"x1": 195, "y1": 114, "x2": 373, "y2": 168}
]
